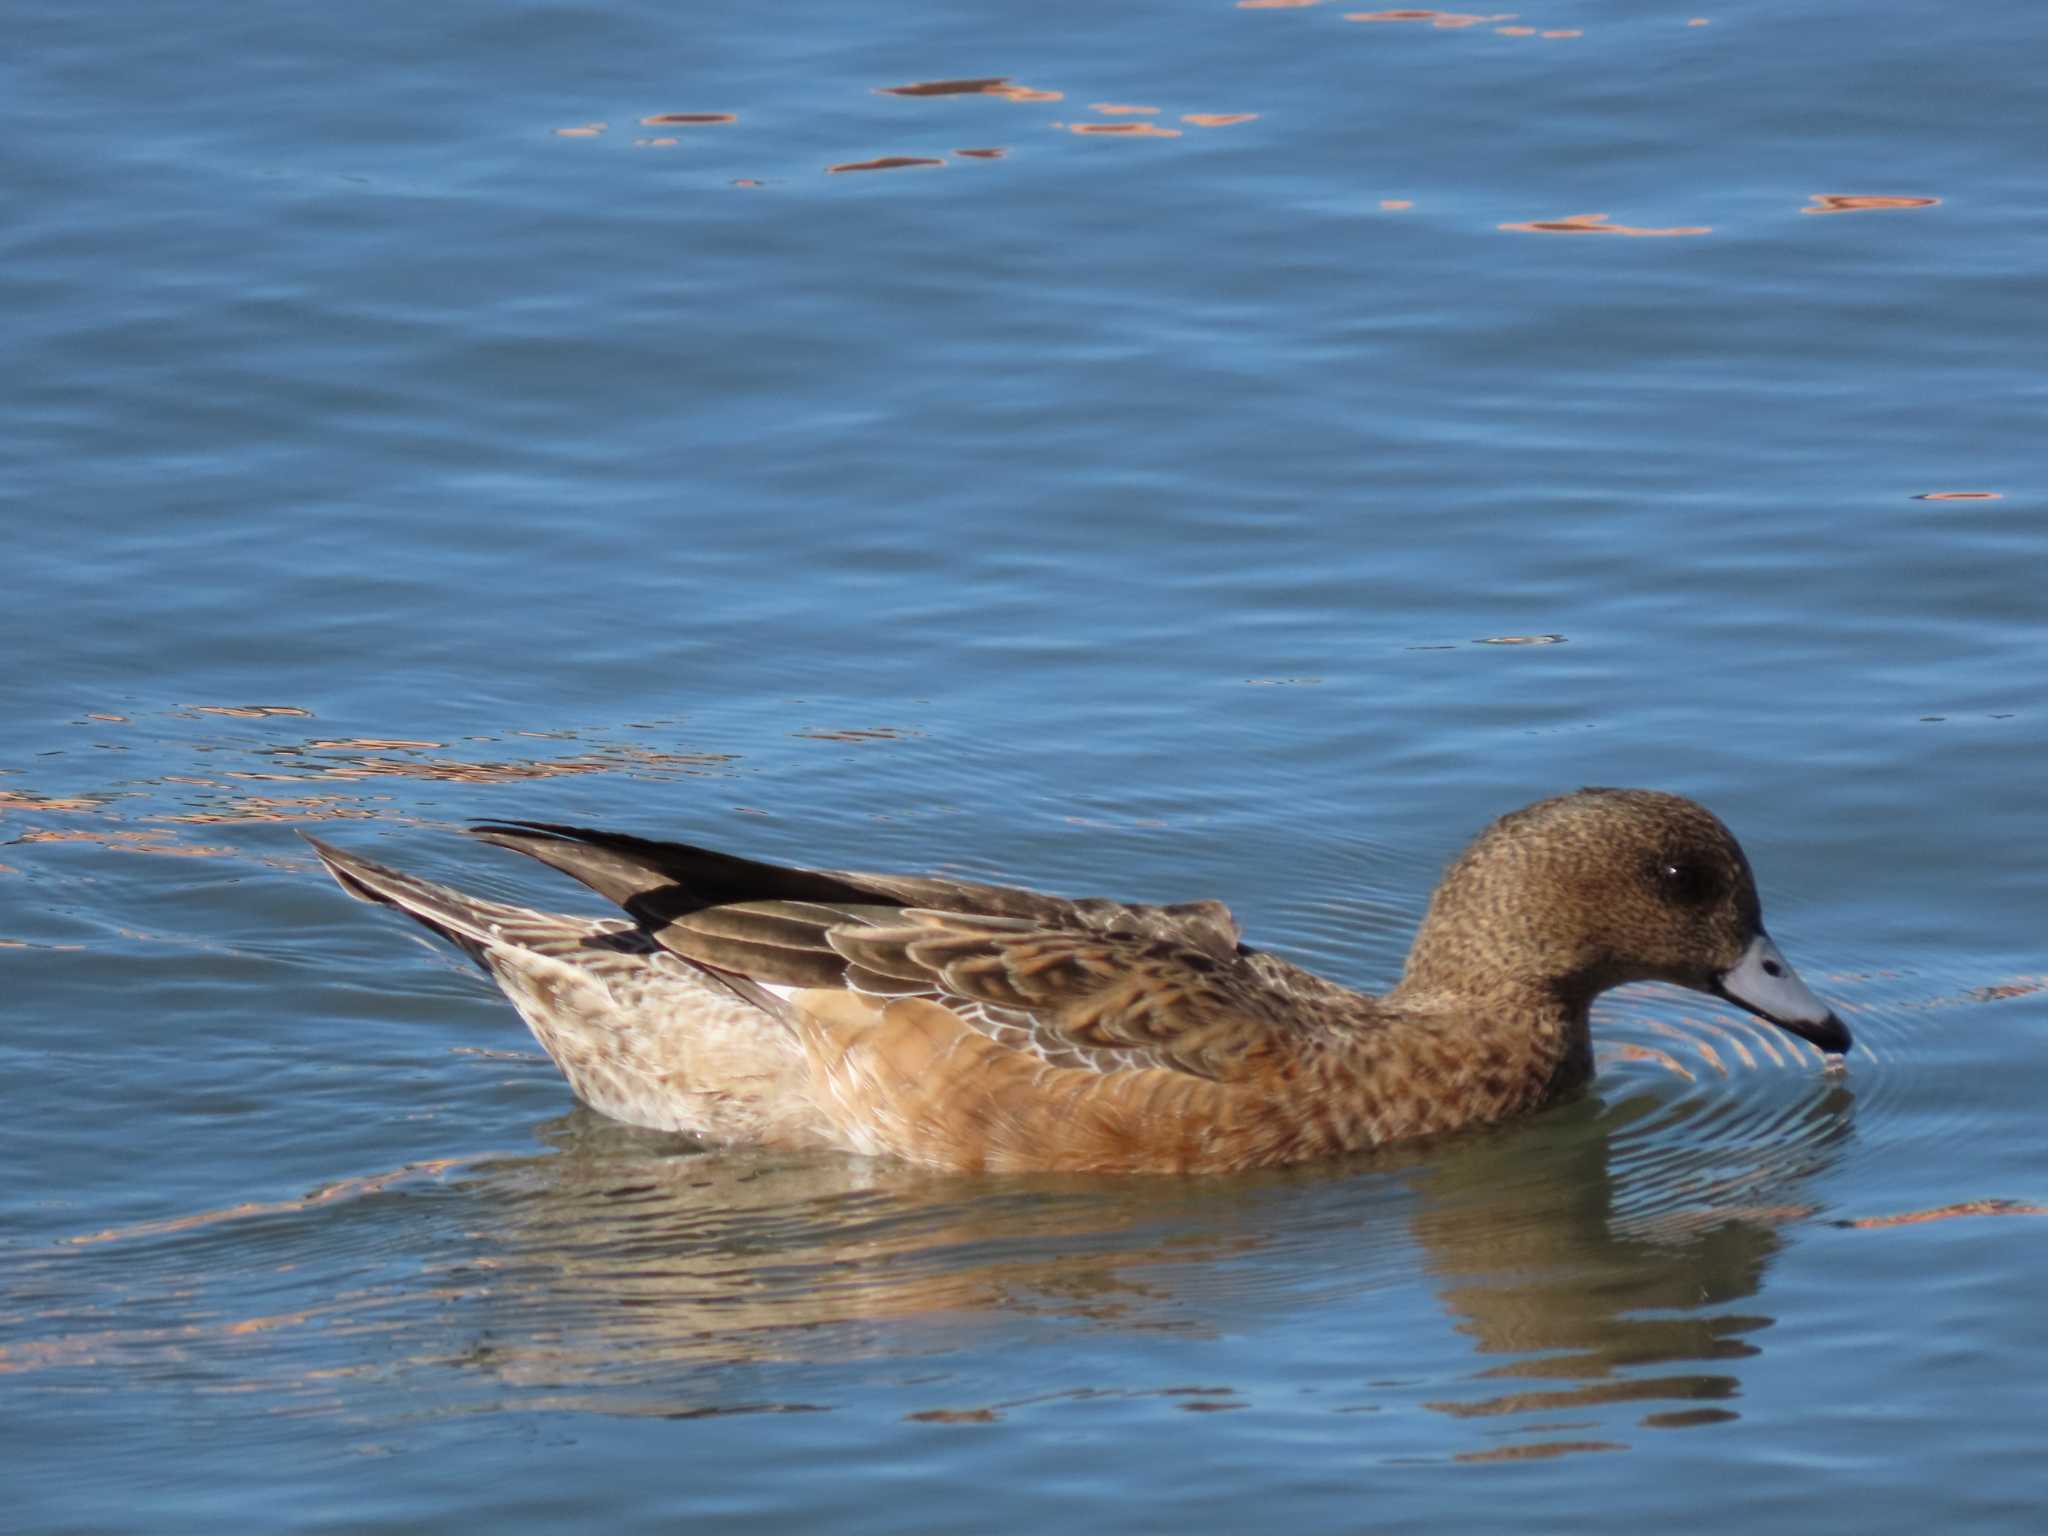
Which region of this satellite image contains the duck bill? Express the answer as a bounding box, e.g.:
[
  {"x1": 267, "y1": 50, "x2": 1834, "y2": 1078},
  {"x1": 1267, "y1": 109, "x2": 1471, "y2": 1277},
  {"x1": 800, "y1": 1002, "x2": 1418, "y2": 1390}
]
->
[{"x1": 1712, "y1": 931, "x2": 1853, "y2": 1054}]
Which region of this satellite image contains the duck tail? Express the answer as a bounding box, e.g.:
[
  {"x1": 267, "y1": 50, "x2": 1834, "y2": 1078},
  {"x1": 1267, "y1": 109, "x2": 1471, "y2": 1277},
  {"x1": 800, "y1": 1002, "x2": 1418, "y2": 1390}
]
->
[{"x1": 303, "y1": 834, "x2": 523, "y2": 969}]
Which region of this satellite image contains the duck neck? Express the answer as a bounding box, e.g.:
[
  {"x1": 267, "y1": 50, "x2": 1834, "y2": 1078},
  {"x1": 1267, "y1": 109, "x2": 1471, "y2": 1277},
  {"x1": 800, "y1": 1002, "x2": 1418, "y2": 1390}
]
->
[
  {"x1": 1391, "y1": 970, "x2": 1593, "y2": 1085},
  {"x1": 1391, "y1": 910, "x2": 1602, "y2": 1094}
]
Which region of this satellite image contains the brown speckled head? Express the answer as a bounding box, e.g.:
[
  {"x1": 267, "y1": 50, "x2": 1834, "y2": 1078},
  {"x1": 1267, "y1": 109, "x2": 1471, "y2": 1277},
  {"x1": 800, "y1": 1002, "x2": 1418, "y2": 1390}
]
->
[{"x1": 1399, "y1": 788, "x2": 1850, "y2": 1053}]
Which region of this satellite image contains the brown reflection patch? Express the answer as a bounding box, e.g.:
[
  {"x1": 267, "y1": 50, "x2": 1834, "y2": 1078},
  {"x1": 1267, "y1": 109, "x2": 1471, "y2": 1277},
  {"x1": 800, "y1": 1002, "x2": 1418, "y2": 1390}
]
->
[
  {"x1": 62, "y1": 1159, "x2": 475, "y2": 1246},
  {"x1": 827, "y1": 156, "x2": 946, "y2": 174},
  {"x1": 181, "y1": 705, "x2": 314, "y2": 719},
  {"x1": 1456, "y1": 1441, "x2": 1625, "y2": 1463},
  {"x1": 1475, "y1": 633, "x2": 1566, "y2": 645},
  {"x1": 161, "y1": 795, "x2": 381, "y2": 825},
  {"x1": 0, "y1": 790, "x2": 100, "y2": 813},
  {"x1": 1433, "y1": 1374, "x2": 1729, "y2": 1419},
  {"x1": 792, "y1": 726, "x2": 916, "y2": 743},
  {"x1": 879, "y1": 78, "x2": 1062, "y2": 103},
  {"x1": 954, "y1": 148, "x2": 1007, "y2": 159},
  {"x1": 640, "y1": 113, "x2": 736, "y2": 126},
  {"x1": 1183, "y1": 113, "x2": 1259, "y2": 127},
  {"x1": 1067, "y1": 121, "x2": 1183, "y2": 138},
  {"x1": 1801, "y1": 194, "x2": 1939, "y2": 215},
  {"x1": 907, "y1": 1408, "x2": 1002, "y2": 1424},
  {"x1": 86, "y1": 713, "x2": 130, "y2": 724},
  {"x1": 1345, "y1": 10, "x2": 1511, "y2": 27},
  {"x1": 1838, "y1": 1199, "x2": 2048, "y2": 1230},
  {"x1": 451, "y1": 1045, "x2": 546, "y2": 1064},
  {"x1": 1090, "y1": 103, "x2": 1160, "y2": 115},
  {"x1": 1915, "y1": 491, "x2": 2003, "y2": 502},
  {"x1": 14, "y1": 828, "x2": 235, "y2": 858},
  {"x1": 224, "y1": 744, "x2": 736, "y2": 784},
  {"x1": 1688, "y1": 17, "x2": 1710, "y2": 24},
  {"x1": 553, "y1": 123, "x2": 607, "y2": 138},
  {"x1": 1968, "y1": 977, "x2": 2045, "y2": 1001},
  {"x1": 1645, "y1": 1408, "x2": 1739, "y2": 1428},
  {"x1": 1382, "y1": 198, "x2": 1414, "y2": 209},
  {"x1": 1500, "y1": 212, "x2": 1709, "y2": 236},
  {"x1": 304, "y1": 738, "x2": 444, "y2": 751},
  {"x1": 881, "y1": 76, "x2": 1006, "y2": 96},
  {"x1": 733, "y1": 178, "x2": 764, "y2": 188}
]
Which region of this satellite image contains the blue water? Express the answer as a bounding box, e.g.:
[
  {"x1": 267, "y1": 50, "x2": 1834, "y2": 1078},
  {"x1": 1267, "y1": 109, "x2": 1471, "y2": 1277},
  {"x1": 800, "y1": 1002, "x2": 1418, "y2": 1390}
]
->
[{"x1": 6, "y1": 0, "x2": 2045, "y2": 1526}]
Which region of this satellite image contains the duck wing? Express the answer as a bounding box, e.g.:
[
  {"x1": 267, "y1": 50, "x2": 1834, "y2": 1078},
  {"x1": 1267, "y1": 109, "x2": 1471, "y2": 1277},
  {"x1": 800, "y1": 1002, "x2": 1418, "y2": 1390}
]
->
[{"x1": 471, "y1": 821, "x2": 1313, "y2": 1081}]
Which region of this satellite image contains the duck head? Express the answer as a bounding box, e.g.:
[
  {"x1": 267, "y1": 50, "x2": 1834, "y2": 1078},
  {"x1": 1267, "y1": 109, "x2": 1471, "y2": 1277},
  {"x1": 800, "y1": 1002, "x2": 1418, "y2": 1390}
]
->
[{"x1": 1402, "y1": 788, "x2": 1852, "y2": 1055}]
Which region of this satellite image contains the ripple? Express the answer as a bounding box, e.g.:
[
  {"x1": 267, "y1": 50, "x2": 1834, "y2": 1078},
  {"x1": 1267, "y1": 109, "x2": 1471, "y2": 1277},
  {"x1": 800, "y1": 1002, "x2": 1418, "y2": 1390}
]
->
[
  {"x1": 1802, "y1": 194, "x2": 1941, "y2": 214},
  {"x1": 1344, "y1": 10, "x2": 1510, "y2": 27},
  {"x1": 1500, "y1": 212, "x2": 1711, "y2": 237},
  {"x1": 827, "y1": 156, "x2": 947, "y2": 175},
  {"x1": 1065, "y1": 122, "x2": 1185, "y2": 139},
  {"x1": 878, "y1": 78, "x2": 1062, "y2": 103}
]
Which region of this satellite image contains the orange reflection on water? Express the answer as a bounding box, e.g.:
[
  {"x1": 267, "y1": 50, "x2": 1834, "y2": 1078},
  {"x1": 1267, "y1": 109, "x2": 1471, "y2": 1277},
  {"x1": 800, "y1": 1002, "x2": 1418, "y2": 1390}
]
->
[
  {"x1": 1915, "y1": 491, "x2": 2003, "y2": 501},
  {"x1": 1599, "y1": 1042, "x2": 1697, "y2": 1083},
  {"x1": 1457, "y1": 1441, "x2": 1625, "y2": 1464},
  {"x1": 181, "y1": 704, "x2": 314, "y2": 719},
  {"x1": 225, "y1": 742, "x2": 735, "y2": 785},
  {"x1": 878, "y1": 78, "x2": 1062, "y2": 103},
  {"x1": 1345, "y1": 9, "x2": 1512, "y2": 27},
  {"x1": 1500, "y1": 212, "x2": 1710, "y2": 237},
  {"x1": 14, "y1": 827, "x2": 236, "y2": 858},
  {"x1": 61, "y1": 1159, "x2": 476, "y2": 1247},
  {"x1": 640, "y1": 112, "x2": 736, "y2": 125},
  {"x1": 1802, "y1": 194, "x2": 1939, "y2": 215},
  {"x1": 1839, "y1": 1200, "x2": 2048, "y2": 1230},
  {"x1": 0, "y1": 790, "x2": 100, "y2": 813},
  {"x1": 304, "y1": 738, "x2": 443, "y2": 751},
  {"x1": 954, "y1": 148, "x2": 1007, "y2": 159},
  {"x1": 1090, "y1": 103, "x2": 1159, "y2": 115},
  {"x1": 1541, "y1": 28, "x2": 1581, "y2": 36},
  {"x1": 1067, "y1": 121, "x2": 1183, "y2": 138},
  {"x1": 634, "y1": 138, "x2": 679, "y2": 149},
  {"x1": 1497, "y1": 24, "x2": 1535, "y2": 33},
  {"x1": 791, "y1": 725, "x2": 917, "y2": 743},
  {"x1": 552, "y1": 123, "x2": 607, "y2": 139},
  {"x1": 1183, "y1": 113, "x2": 1259, "y2": 127},
  {"x1": 1381, "y1": 198, "x2": 1414, "y2": 209},
  {"x1": 827, "y1": 156, "x2": 946, "y2": 174},
  {"x1": 161, "y1": 795, "x2": 382, "y2": 825}
]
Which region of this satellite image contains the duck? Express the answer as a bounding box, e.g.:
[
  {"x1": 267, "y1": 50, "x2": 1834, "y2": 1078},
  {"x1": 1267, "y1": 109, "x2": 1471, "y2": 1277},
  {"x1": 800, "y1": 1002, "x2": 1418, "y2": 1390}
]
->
[{"x1": 306, "y1": 787, "x2": 1850, "y2": 1174}]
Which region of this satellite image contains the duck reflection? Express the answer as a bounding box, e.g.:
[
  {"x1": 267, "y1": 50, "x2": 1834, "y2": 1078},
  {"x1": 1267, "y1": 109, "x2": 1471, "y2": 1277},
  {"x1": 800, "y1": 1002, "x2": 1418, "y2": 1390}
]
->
[
  {"x1": 1404, "y1": 1081, "x2": 1853, "y2": 1440},
  {"x1": 444, "y1": 1071, "x2": 1853, "y2": 1448}
]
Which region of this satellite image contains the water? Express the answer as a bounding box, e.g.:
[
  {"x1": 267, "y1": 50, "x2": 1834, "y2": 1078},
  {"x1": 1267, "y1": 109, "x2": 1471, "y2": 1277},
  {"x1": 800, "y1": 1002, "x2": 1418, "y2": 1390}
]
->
[{"x1": 6, "y1": 0, "x2": 2045, "y2": 1525}]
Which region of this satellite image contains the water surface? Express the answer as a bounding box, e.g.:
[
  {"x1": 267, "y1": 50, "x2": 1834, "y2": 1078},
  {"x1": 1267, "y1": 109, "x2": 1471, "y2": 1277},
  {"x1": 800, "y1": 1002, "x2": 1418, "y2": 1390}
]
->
[{"x1": 6, "y1": 0, "x2": 2045, "y2": 1527}]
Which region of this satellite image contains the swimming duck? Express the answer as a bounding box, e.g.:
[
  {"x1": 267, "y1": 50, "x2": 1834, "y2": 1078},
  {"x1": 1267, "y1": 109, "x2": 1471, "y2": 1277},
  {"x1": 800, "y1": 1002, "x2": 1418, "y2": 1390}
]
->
[{"x1": 307, "y1": 788, "x2": 1849, "y2": 1173}]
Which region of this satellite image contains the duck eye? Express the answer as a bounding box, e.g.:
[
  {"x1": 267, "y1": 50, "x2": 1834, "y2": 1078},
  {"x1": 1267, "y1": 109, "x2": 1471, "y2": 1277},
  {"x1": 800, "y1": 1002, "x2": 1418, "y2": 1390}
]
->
[{"x1": 1656, "y1": 859, "x2": 1720, "y2": 906}]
